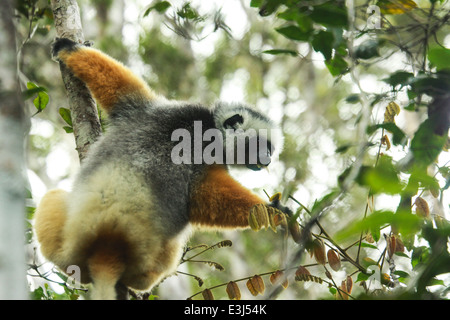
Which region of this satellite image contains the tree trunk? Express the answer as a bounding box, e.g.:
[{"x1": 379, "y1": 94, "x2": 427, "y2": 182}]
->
[
  {"x1": 0, "y1": 0, "x2": 28, "y2": 300},
  {"x1": 50, "y1": 0, "x2": 102, "y2": 161}
]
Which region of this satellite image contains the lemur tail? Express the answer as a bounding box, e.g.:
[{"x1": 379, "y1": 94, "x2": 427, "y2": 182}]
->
[
  {"x1": 87, "y1": 232, "x2": 127, "y2": 300},
  {"x1": 34, "y1": 189, "x2": 69, "y2": 269}
]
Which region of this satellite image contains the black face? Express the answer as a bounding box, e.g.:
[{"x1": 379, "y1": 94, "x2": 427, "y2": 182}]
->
[
  {"x1": 222, "y1": 113, "x2": 274, "y2": 171},
  {"x1": 245, "y1": 136, "x2": 273, "y2": 171}
]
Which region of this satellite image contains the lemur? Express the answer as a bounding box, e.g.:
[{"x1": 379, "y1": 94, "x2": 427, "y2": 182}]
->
[{"x1": 34, "y1": 38, "x2": 288, "y2": 299}]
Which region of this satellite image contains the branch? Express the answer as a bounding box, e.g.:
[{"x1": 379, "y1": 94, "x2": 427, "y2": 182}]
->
[{"x1": 50, "y1": 0, "x2": 102, "y2": 161}]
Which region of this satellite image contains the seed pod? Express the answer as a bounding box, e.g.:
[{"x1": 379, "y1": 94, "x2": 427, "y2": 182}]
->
[
  {"x1": 415, "y1": 197, "x2": 430, "y2": 218},
  {"x1": 226, "y1": 281, "x2": 241, "y2": 300},
  {"x1": 273, "y1": 212, "x2": 288, "y2": 228},
  {"x1": 381, "y1": 134, "x2": 391, "y2": 151},
  {"x1": 394, "y1": 235, "x2": 404, "y2": 253},
  {"x1": 246, "y1": 275, "x2": 265, "y2": 296},
  {"x1": 248, "y1": 208, "x2": 260, "y2": 231},
  {"x1": 312, "y1": 238, "x2": 326, "y2": 265},
  {"x1": 327, "y1": 249, "x2": 341, "y2": 271},
  {"x1": 295, "y1": 265, "x2": 311, "y2": 282},
  {"x1": 215, "y1": 240, "x2": 232, "y2": 248},
  {"x1": 346, "y1": 276, "x2": 353, "y2": 294},
  {"x1": 338, "y1": 281, "x2": 349, "y2": 300},
  {"x1": 288, "y1": 221, "x2": 302, "y2": 243},
  {"x1": 257, "y1": 205, "x2": 269, "y2": 229},
  {"x1": 434, "y1": 215, "x2": 448, "y2": 229},
  {"x1": 202, "y1": 288, "x2": 214, "y2": 300},
  {"x1": 267, "y1": 207, "x2": 277, "y2": 232},
  {"x1": 387, "y1": 234, "x2": 396, "y2": 258},
  {"x1": 384, "y1": 101, "x2": 400, "y2": 123},
  {"x1": 270, "y1": 270, "x2": 288, "y2": 289}
]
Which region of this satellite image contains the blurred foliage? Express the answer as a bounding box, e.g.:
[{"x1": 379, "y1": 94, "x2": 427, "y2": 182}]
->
[{"x1": 16, "y1": 0, "x2": 450, "y2": 300}]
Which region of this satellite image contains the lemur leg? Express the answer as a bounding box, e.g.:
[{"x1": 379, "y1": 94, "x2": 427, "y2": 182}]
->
[
  {"x1": 189, "y1": 165, "x2": 265, "y2": 229},
  {"x1": 34, "y1": 189, "x2": 69, "y2": 269},
  {"x1": 52, "y1": 38, "x2": 157, "y2": 113}
]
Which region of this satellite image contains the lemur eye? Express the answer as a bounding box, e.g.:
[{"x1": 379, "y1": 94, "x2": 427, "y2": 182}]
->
[{"x1": 223, "y1": 114, "x2": 244, "y2": 129}]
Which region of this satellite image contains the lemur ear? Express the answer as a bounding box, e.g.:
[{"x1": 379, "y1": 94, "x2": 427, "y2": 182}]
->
[{"x1": 223, "y1": 114, "x2": 244, "y2": 129}]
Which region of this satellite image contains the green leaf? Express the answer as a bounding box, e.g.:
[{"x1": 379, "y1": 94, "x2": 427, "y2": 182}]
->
[
  {"x1": 354, "y1": 40, "x2": 380, "y2": 60},
  {"x1": 63, "y1": 126, "x2": 73, "y2": 133},
  {"x1": 407, "y1": 73, "x2": 450, "y2": 97},
  {"x1": 360, "y1": 242, "x2": 378, "y2": 250},
  {"x1": 410, "y1": 119, "x2": 448, "y2": 167},
  {"x1": 309, "y1": 3, "x2": 348, "y2": 27},
  {"x1": 325, "y1": 55, "x2": 348, "y2": 76},
  {"x1": 336, "y1": 210, "x2": 422, "y2": 241},
  {"x1": 250, "y1": 0, "x2": 263, "y2": 8},
  {"x1": 356, "y1": 272, "x2": 371, "y2": 282},
  {"x1": 412, "y1": 246, "x2": 429, "y2": 269},
  {"x1": 275, "y1": 25, "x2": 311, "y2": 41},
  {"x1": 262, "y1": 49, "x2": 298, "y2": 56},
  {"x1": 428, "y1": 47, "x2": 450, "y2": 71},
  {"x1": 59, "y1": 107, "x2": 72, "y2": 126},
  {"x1": 360, "y1": 155, "x2": 404, "y2": 195},
  {"x1": 312, "y1": 31, "x2": 334, "y2": 60},
  {"x1": 26, "y1": 82, "x2": 49, "y2": 112},
  {"x1": 254, "y1": 0, "x2": 283, "y2": 16},
  {"x1": 277, "y1": 8, "x2": 314, "y2": 33},
  {"x1": 382, "y1": 71, "x2": 414, "y2": 88},
  {"x1": 177, "y1": 3, "x2": 202, "y2": 21},
  {"x1": 143, "y1": 1, "x2": 171, "y2": 16},
  {"x1": 367, "y1": 123, "x2": 407, "y2": 146}
]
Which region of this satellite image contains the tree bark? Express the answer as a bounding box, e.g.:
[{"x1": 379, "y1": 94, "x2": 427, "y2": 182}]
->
[
  {"x1": 0, "y1": 0, "x2": 28, "y2": 300},
  {"x1": 50, "y1": 0, "x2": 102, "y2": 161}
]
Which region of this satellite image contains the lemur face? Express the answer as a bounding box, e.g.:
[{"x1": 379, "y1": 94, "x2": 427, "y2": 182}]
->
[{"x1": 214, "y1": 102, "x2": 283, "y2": 170}]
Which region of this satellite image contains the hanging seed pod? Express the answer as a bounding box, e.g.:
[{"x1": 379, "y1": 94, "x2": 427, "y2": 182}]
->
[
  {"x1": 295, "y1": 265, "x2": 311, "y2": 282},
  {"x1": 249, "y1": 204, "x2": 269, "y2": 231},
  {"x1": 248, "y1": 208, "x2": 260, "y2": 231},
  {"x1": 226, "y1": 281, "x2": 241, "y2": 300},
  {"x1": 387, "y1": 234, "x2": 396, "y2": 258},
  {"x1": 327, "y1": 249, "x2": 341, "y2": 271},
  {"x1": 270, "y1": 270, "x2": 289, "y2": 289},
  {"x1": 246, "y1": 275, "x2": 265, "y2": 296},
  {"x1": 273, "y1": 212, "x2": 288, "y2": 228},
  {"x1": 384, "y1": 101, "x2": 400, "y2": 123},
  {"x1": 202, "y1": 288, "x2": 214, "y2": 300},
  {"x1": 312, "y1": 238, "x2": 326, "y2": 265},
  {"x1": 288, "y1": 220, "x2": 302, "y2": 243},
  {"x1": 338, "y1": 281, "x2": 349, "y2": 300},
  {"x1": 381, "y1": 134, "x2": 391, "y2": 151},
  {"x1": 266, "y1": 206, "x2": 278, "y2": 232},
  {"x1": 394, "y1": 235, "x2": 404, "y2": 253},
  {"x1": 346, "y1": 276, "x2": 353, "y2": 294},
  {"x1": 414, "y1": 197, "x2": 430, "y2": 218}
]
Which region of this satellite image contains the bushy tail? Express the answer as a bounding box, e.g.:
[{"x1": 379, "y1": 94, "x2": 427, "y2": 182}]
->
[
  {"x1": 34, "y1": 189, "x2": 69, "y2": 269},
  {"x1": 87, "y1": 234, "x2": 127, "y2": 300}
]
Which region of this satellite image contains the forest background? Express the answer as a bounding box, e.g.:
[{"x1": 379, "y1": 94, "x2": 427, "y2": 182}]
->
[{"x1": 1, "y1": 0, "x2": 449, "y2": 300}]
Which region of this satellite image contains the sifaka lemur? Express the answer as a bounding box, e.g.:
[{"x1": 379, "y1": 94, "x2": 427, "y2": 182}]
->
[{"x1": 34, "y1": 38, "x2": 289, "y2": 299}]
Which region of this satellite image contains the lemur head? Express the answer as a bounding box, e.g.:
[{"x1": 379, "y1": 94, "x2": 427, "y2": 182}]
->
[{"x1": 213, "y1": 102, "x2": 284, "y2": 171}]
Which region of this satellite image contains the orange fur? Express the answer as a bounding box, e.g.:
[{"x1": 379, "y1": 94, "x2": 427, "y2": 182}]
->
[
  {"x1": 59, "y1": 48, "x2": 156, "y2": 113},
  {"x1": 34, "y1": 189, "x2": 68, "y2": 267},
  {"x1": 189, "y1": 165, "x2": 265, "y2": 229}
]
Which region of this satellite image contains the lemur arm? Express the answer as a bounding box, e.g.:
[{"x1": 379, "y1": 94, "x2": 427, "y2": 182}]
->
[
  {"x1": 189, "y1": 165, "x2": 265, "y2": 229},
  {"x1": 52, "y1": 38, "x2": 157, "y2": 114}
]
